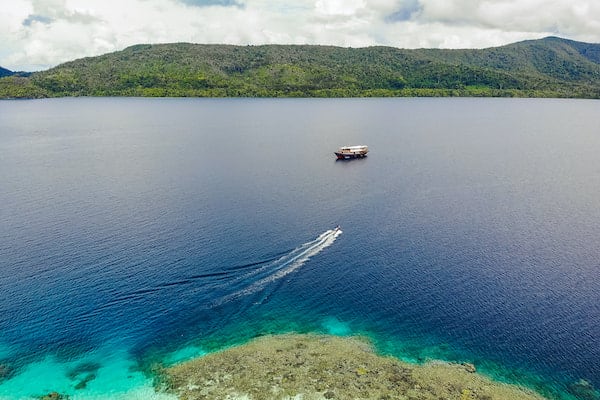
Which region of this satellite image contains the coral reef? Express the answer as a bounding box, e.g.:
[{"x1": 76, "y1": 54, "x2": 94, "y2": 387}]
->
[
  {"x1": 0, "y1": 363, "x2": 13, "y2": 382},
  {"x1": 568, "y1": 379, "x2": 599, "y2": 400},
  {"x1": 67, "y1": 361, "x2": 100, "y2": 390},
  {"x1": 37, "y1": 392, "x2": 70, "y2": 400},
  {"x1": 164, "y1": 334, "x2": 547, "y2": 400}
]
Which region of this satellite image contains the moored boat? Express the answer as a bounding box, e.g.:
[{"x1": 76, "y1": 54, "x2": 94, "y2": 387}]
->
[{"x1": 334, "y1": 145, "x2": 368, "y2": 159}]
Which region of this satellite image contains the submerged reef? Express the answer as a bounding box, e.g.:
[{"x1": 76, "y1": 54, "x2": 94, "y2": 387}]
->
[
  {"x1": 0, "y1": 363, "x2": 13, "y2": 382},
  {"x1": 37, "y1": 393, "x2": 70, "y2": 400},
  {"x1": 164, "y1": 334, "x2": 546, "y2": 400}
]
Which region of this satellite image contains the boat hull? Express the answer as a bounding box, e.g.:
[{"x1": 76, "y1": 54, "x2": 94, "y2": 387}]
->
[{"x1": 335, "y1": 152, "x2": 368, "y2": 159}]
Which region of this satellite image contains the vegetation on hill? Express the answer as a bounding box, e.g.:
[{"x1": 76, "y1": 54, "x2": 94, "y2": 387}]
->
[
  {"x1": 1, "y1": 37, "x2": 600, "y2": 98},
  {"x1": 0, "y1": 67, "x2": 13, "y2": 78}
]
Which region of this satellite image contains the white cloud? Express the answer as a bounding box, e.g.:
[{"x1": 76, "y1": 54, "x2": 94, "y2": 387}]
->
[
  {"x1": 1, "y1": 0, "x2": 600, "y2": 71},
  {"x1": 417, "y1": 0, "x2": 600, "y2": 38},
  {"x1": 315, "y1": 0, "x2": 365, "y2": 16}
]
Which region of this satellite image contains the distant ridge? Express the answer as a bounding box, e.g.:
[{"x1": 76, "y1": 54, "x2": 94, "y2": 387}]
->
[
  {"x1": 2, "y1": 37, "x2": 600, "y2": 98},
  {"x1": 0, "y1": 66, "x2": 13, "y2": 78}
]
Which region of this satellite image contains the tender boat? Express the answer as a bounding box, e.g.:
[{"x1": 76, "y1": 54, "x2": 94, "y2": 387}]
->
[{"x1": 334, "y1": 145, "x2": 368, "y2": 159}]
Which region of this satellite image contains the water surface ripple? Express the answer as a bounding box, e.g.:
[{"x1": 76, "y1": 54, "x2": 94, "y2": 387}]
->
[{"x1": 0, "y1": 98, "x2": 599, "y2": 399}]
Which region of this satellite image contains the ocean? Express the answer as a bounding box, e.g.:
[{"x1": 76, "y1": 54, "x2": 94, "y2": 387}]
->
[{"x1": 0, "y1": 97, "x2": 599, "y2": 399}]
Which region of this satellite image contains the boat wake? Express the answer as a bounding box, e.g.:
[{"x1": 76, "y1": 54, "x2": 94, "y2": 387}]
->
[
  {"x1": 209, "y1": 227, "x2": 342, "y2": 307},
  {"x1": 85, "y1": 228, "x2": 342, "y2": 319}
]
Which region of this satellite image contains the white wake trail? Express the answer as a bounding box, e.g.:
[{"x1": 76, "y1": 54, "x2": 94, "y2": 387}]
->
[{"x1": 211, "y1": 228, "x2": 342, "y2": 307}]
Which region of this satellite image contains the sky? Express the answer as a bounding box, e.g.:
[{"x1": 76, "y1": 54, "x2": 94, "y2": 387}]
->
[{"x1": 1, "y1": 0, "x2": 600, "y2": 71}]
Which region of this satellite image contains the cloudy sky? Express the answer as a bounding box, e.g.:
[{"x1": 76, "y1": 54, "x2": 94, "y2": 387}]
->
[{"x1": 2, "y1": 0, "x2": 600, "y2": 71}]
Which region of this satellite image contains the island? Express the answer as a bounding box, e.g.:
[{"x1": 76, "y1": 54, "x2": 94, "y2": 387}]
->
[{"x1": 1, "y1": 36, "x2": 600, "y2": 99}]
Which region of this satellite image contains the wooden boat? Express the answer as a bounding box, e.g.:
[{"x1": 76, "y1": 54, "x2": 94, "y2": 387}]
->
[{"x1": 334, "y1": 145, "x2": 368, "y2": 159}]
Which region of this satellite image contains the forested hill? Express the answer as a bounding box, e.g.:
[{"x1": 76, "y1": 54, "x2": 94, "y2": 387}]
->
[
  {"x1": 0, "y1": 67, "x2": 13, "y2": 78},
  {"x1": 2, "y1": 36, "x2": 600, "y2": 98}
]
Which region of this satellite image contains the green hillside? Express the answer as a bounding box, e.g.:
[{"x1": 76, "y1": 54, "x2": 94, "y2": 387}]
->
[{"x1": 2, "y1": 37, "x2": 600, "y2": 98}]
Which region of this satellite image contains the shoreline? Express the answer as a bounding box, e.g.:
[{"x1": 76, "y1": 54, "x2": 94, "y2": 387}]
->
[
  {"x1": 162, "y1": 333, "x2": 548, "y2": 400},
  {"x1": 3, "y1": 90, "x2": 600, "y2": 100}
]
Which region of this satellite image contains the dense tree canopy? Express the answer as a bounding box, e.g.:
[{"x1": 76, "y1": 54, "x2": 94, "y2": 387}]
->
[{"x1": 2, "y1": 37, "x2": 600, "y2": 98}]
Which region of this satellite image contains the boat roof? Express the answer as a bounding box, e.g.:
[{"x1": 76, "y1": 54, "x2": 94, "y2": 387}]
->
[{"x1": 339, "y1": 145, "x2": 368, "y2": 150}]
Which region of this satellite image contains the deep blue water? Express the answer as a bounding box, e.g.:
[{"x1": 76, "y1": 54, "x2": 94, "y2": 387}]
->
[{"x1": 0, "y1": 97, "x2": 599, "y2": 399}]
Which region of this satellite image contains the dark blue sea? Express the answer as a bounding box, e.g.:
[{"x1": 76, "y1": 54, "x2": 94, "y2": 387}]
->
[{"x1": 0, "y1": 98, "x2": 599, "y2": 399}]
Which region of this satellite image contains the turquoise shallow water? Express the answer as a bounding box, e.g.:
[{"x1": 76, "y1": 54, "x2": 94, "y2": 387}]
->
[{"x1": 0, "y1": 98, "x2": 599, "y2": 399}]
